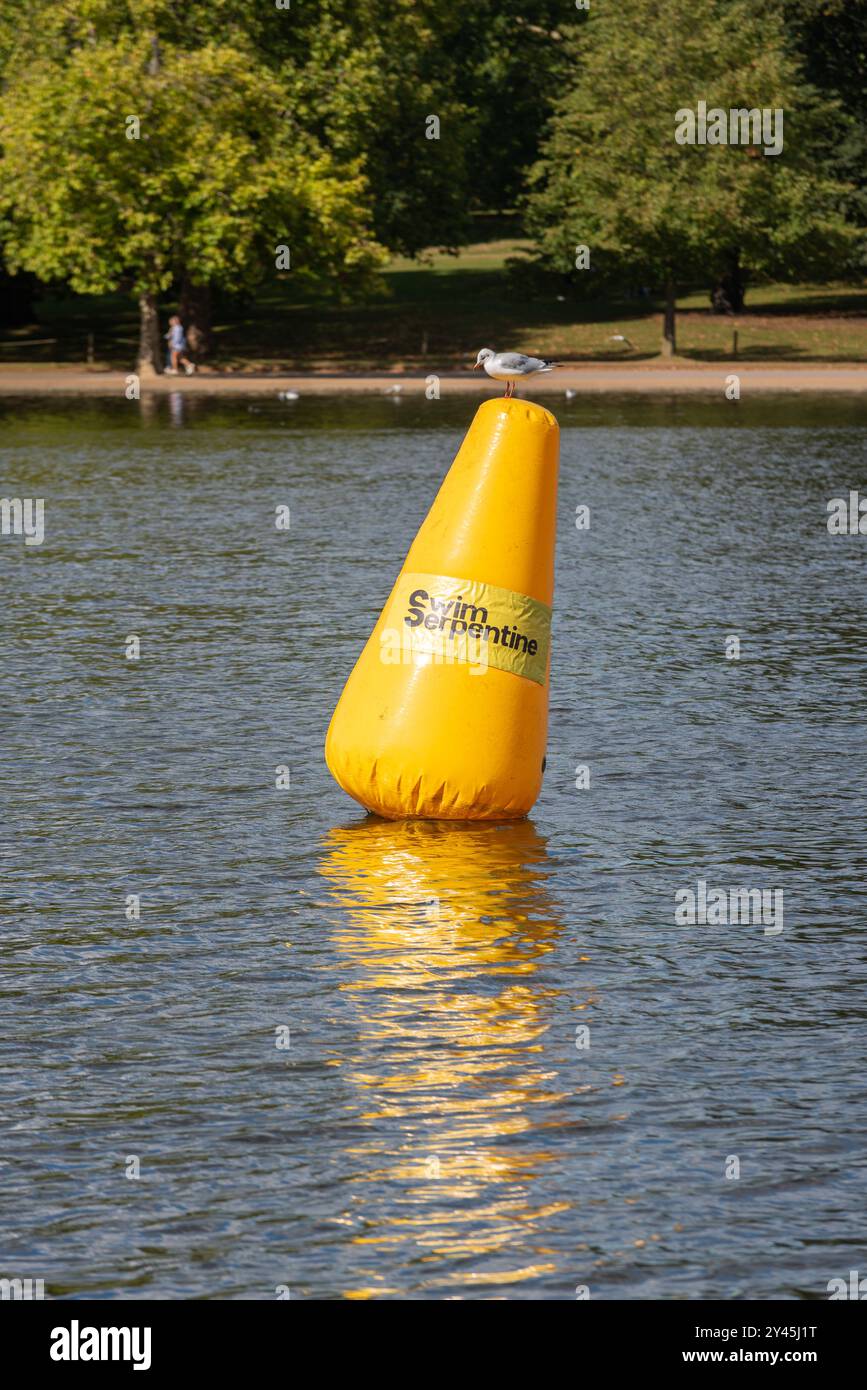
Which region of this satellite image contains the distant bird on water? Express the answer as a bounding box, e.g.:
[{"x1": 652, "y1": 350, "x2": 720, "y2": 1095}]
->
[{"x1": 474, "y1": 348, "x2": 559, "y2": 398}]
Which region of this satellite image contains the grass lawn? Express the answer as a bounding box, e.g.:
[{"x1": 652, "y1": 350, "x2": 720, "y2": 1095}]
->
[{"x1": 3, "y1": 232, "x2": 867, "y2": 371}]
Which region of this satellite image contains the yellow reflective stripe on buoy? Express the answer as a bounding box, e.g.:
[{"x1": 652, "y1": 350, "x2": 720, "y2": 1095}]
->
[{"x1": 384, "y1": 571, "x2": 552, "y2": 685}]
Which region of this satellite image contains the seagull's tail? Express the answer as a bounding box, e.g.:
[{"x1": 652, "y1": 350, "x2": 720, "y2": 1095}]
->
[{"x1": 539, "y1": 361, "x2": 561, "y2": 372}]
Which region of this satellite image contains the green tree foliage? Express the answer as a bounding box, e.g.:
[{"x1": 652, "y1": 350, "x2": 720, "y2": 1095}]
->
[
  {"x1": 283, "y1": 2, "x2": 475, "y2": 256},
  {"x1": 369, "y1": 0, "x2": 570, "y2": 220},
  {"x1": 526, "y1": 0, "x2": 857, "y2": 352},
  {"x1": 1, "y1": 0, "x2": 570, "y2": 266},
  {"x1": 785, "y1": 0, "x2": 867, "y2": 266},
  {"x1": 0, "y1": 0, "x2": 573, "y2": 364},
  {"x1": 0, "y1": 5, "x2": 385, "y2": 369},
  {"x1": 277, "y1": 1, "x2": 569, "y2": 251}
]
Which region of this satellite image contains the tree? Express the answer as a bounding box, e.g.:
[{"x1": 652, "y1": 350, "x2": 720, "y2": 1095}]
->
[
  {"x1": 235, "y1": 0, "x2": 569, "y2": 252},
  {"x1": 0, "y1": 0, "x2": 574, "y2": 352},
  {"x1": 785, "y1": 0, "x2": 867, "y2": 269},
  {"x1": 0, "y1": 27, "x2": 385, "y2": 372},
  {"x1": 525, "y1": 0, "x2": 858, "y2": 355},
  {"x1": 339, "y1": 0, "x2": 571, "y2": 223}
]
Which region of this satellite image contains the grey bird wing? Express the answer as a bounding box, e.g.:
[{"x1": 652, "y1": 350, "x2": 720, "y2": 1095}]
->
[{"x1": 495, "y1": 353, "x2": 547, "y2": 372}]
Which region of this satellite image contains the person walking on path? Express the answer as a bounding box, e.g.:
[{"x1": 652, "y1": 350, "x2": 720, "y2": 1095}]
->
[{"x1": 165, "y1": 315, "x2": 195, "y2": 375}]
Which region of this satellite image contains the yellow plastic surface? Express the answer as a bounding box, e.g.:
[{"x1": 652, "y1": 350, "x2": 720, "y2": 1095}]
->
[{"x1": 325, "y1": 397, "x2": 560, "y2": 819}]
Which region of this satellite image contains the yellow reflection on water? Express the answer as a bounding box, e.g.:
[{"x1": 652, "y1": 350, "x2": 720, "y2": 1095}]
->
[{"x1": 317, "y1": 816, "x2": 578, "y2": 1295}]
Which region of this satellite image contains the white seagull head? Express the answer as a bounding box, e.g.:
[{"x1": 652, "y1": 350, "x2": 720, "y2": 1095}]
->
[{"x1": 473, "y1": 348, "x2": 495, "y2": 370}]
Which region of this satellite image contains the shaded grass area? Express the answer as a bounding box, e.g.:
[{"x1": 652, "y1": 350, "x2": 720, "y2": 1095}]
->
[{"x1": 3, "y1": 237, "x2": 867, "y2": 370}]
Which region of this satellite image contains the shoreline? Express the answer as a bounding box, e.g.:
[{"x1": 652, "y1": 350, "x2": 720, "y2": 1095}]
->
[{"x1": 0, "y1": 363, "x2": 866, "y2": 395}]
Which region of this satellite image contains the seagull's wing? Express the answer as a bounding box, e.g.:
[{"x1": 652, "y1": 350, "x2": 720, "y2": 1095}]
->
[{"x1": 496, "y1": 353, "x2": 545, "y2": 372}]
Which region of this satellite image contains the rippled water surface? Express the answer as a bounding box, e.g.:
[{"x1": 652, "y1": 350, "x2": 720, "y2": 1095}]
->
[{"x1": 2, "y1": 391, "x2": 866, "y2": 1299}]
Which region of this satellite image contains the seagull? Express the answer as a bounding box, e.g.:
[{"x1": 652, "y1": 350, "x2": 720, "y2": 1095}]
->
[
  {"x1": 277, "y1": 390, "x2": 299, "y2": 401},
  {"x1": 384, "y1": 384, "x2": 402, "y2": 395},
  {"x1": 565, "y1": 388, "x2": 578, "y2": 400},
  {"x1": 608, "y1": 334, "x2": 634, "y2": 350},
  {"x1": 474, "y1": 348, "x2": 559, "y2": 398}
]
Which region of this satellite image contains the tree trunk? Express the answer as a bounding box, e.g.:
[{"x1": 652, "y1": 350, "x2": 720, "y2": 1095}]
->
[
  {"x1": 137, "y1": 292, "x2": 162, "y2": 376},
  {"x1": 180, "y1": 274, "x2": 213, "y2": 358},
  {"x1": 728, "y1": 251, "x2": 746, "y2": 313},
  {"x1": 661, "y1": 277, "x2": 676, "y2": 357}
]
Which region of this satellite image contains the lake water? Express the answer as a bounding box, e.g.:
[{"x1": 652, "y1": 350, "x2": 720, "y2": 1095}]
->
[{"x1": 2, "y1": 390, "x2": 866, "y2": 1300}]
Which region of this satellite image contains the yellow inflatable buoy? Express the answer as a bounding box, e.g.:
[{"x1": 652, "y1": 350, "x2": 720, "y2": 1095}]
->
[{"x1": 325, "y1": 397, "x2": 559, "y2": 819}]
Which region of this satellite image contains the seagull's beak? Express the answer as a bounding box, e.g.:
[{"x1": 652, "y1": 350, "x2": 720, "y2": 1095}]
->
[{"x1": 472, "y1": 362, "x2": 481, "y2": 370}]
